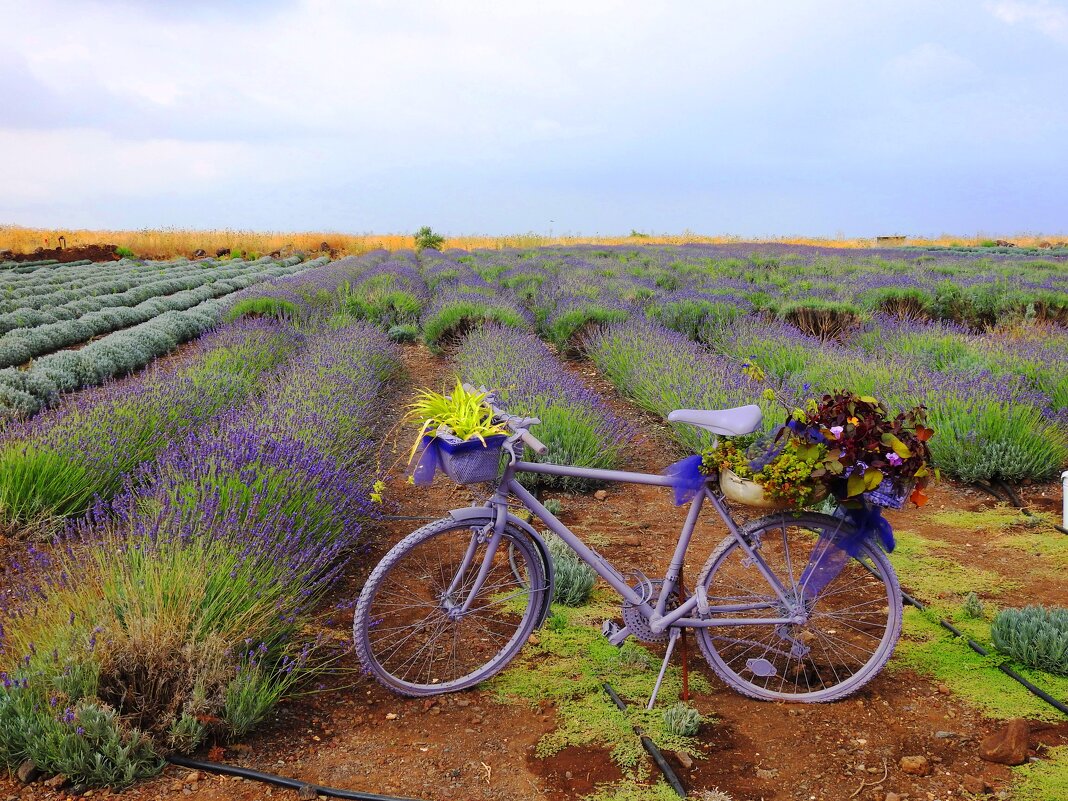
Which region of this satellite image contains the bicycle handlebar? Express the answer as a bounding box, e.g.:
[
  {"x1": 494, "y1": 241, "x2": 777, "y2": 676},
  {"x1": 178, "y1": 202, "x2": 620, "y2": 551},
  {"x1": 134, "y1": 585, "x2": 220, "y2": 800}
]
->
[{"x1": 462, "y1": 383, "x2": 549, "y2": 455}]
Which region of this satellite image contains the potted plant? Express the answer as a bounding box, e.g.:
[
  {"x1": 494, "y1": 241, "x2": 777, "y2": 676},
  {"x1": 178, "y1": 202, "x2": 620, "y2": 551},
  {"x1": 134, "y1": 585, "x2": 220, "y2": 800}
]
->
[
  {"x1": 703, "y1": 391, "x2": 934, "y2": 510},
  {"x1": 407, "y1": 381, "x2": 509, "y2": 484}
]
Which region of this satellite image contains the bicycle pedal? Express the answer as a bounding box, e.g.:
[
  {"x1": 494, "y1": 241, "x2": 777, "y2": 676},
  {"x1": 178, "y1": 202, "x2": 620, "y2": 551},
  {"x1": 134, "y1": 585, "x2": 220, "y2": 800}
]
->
[{"x1": 601, "y1": 620, "x2": 630, "y2": 646}]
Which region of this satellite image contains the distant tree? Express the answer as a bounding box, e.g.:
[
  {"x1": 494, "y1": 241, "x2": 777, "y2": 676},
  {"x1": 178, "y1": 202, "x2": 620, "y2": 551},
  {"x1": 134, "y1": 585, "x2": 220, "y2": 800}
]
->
[{"x1": 414, "y1": 226, "x2": 445, "y2": 251}]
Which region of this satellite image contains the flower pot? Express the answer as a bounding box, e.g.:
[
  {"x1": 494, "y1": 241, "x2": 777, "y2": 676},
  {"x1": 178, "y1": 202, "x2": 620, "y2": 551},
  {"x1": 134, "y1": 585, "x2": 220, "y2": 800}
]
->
[
  {"x1": 427, "y1": 432, "x2": 507, "y2": 484},
  {"x1": 718, "y1": 468, "x2": 827, "y2": 509}
]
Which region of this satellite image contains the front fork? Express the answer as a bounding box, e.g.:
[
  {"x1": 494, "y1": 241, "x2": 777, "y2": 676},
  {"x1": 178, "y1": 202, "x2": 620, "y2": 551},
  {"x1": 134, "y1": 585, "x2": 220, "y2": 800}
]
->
[{"x1": 444, "y1": 501, "x2": 509, "y2": 616}]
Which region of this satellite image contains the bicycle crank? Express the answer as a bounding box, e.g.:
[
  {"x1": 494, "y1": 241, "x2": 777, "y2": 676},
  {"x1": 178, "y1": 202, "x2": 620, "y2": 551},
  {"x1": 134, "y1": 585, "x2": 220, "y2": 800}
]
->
[{"x1": 621, "y1": 578, "x2": 681, "y2": 643}]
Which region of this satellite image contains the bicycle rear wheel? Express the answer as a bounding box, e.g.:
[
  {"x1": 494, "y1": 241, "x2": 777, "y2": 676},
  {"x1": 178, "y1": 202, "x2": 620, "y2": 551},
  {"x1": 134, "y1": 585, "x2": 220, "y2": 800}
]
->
[
  {"x1": 695, "y1": 512, "x2": 901, "y2": 702},
  {"x1": 354, "y1": 516, "x2": 548, "y2": 696}
]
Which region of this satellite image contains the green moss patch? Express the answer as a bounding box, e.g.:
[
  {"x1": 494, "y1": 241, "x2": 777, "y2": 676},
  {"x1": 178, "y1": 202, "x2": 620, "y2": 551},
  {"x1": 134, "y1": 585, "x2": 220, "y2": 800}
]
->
[
  {"x1": 892, "y1": 607, "x2": 1068, "y2": 722},
  {"x1": 584, "y1": 778, "x2": 726, "y2": 801},
  {"x1": 1011, "y1": 746, "x2": 1068, "y2": 801},
  {"x1": 929, "y1": 505, "x2": 1056, "y2": 534},
  {"x1": 490, "y1": 593, "x2": 710, "y2": 777},
  {"x1": 887, "y1": 530, "x2": 1012, "y2": 602}
]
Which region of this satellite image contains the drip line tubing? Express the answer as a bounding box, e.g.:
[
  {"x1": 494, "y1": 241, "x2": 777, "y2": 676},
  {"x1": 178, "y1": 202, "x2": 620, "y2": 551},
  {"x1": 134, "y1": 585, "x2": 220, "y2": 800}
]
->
[
  {"x1": 862, "y1": 569, "x2": 1068, "y2": 718},
  {"x1": 972, "y1": 479, "x2": 1066, "y2": 535},
  {"x1": 603, "y1": 682, "x2": 688, "y2": 797},
  {"x1": 165, "y1": 754, "x2": 426, "y2": 801}
]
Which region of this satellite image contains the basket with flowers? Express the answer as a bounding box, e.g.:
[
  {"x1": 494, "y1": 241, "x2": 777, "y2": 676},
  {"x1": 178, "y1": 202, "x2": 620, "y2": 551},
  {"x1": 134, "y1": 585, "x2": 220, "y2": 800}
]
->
[
  {"x1": 703, "y1": 391, "x2": 934, "y2": 510},
  {"x1": 407, "y1": 380, "x2": 509, "y2": 485}
]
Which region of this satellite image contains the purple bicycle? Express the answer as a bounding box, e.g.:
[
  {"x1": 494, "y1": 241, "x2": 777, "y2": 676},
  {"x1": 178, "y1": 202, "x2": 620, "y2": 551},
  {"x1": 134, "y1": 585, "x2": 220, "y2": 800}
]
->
[{"x1": 354, "y1": 390, "x2": 902, "y2": 703}]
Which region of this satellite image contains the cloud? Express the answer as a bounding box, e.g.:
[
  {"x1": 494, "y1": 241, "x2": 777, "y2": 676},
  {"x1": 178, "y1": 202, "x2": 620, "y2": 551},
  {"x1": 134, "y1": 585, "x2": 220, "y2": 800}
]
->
[
  {"x1": 0, "y1": 1, "x2": 1066, "y2": 234},
  {"x1": 987, "y1": 1, "x2": 1068, "y2": 43},
  {"x1": 0, "y1": 129, "x2": 267, "y2": 205}
]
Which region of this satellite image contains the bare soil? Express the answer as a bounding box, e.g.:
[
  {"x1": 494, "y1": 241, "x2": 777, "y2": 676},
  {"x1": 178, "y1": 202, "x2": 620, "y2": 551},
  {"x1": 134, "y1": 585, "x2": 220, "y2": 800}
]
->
[
  {"x1": 0, "y1": 244, "x2": 121, "y2": 264},
  {"x1": 3, "y1": 343, "x2": 1066, "y2": 801}
]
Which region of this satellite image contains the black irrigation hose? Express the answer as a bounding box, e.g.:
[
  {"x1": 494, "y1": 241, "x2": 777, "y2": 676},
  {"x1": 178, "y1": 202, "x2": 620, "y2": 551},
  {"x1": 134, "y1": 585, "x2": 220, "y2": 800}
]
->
[
  {"x1": 972, "y1": 479, "x2": 1068, "y2": 535},
  {"x1": 992, "y1": 478, "x2": 1028, "y2": 512},
  {"x1": 934, "y1": 618, "x2": 1068, "y2": 717},
  {"x1": 166, "y1": 754, "x2": 426, "y2": 801},
  {"x1": 603, "y1": 683, "x2": 688, "y2": 798},
  {"x1": 871, "y1": 572, "x2": 1068, "y2": 718},
  {"x1": 971, "y1": 480, "x2": 1007, "y2": 503}
]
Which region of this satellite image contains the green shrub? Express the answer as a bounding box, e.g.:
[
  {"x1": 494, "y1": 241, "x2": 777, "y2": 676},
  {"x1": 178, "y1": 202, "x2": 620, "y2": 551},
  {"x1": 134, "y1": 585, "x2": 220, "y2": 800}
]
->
[
  {"x1": 545, "y1": 305, "x2": 630, "y2": 353},
  {"x1": 961, "y1": 592, "x2": 985, "y2": 619},
  {"x1": 422, "y1": 300, "x2": 526, "y2": 353},
  {"x1": 662, "y1": 702, "x2": 702, "y2": 736},
  {"x1": 927, "y1": 401, "x2": 1068, "y2": 483},
  {"x1": 414, "y1": 226, "x2": 445, "y2": 251},
  {"x1": 387, "y1": 323, "x2": 420, "y2": 342},
  {"x1": 647, "y1": 298, "x2": 743, "y2": 341},
  {"x1": 991, "y1": 606, "x2": 1068, "y2": 675},
  {"x1": 857, "y1": 287, "x2": 933, "y2": 319},
  {"x1": 225, "y1": 297, "x2": 300, "y2": 322},
  {"x1": 0, "y1": 689, "x2": 162, "y2": 789},
  {"x1": 779, "y1": 300, "x2": 863, "y2": 339},
  {"x1": 341, "y1": 275, "x2": 423, "y2": 328},
  {"x1": 115, "y1": 246, "x2": 136, "y2": 259},
  {"x1": 547, "y1": 534, "x2": 596, "y2": 607}
]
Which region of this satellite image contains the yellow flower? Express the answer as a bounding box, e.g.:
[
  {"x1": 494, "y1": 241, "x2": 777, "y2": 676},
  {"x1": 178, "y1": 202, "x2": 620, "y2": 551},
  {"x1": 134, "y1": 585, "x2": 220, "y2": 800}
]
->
[
  {"x1": 370, "y1": 479, "x2": 387, "y2": 504},
  {"x1": 848, "y1": 416, "x2": 859, "y2": 425}
]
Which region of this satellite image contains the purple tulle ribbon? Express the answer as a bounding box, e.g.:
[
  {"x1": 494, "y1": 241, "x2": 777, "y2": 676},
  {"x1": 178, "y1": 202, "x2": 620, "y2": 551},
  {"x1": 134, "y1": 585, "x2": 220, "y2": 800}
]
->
[
  {"x1": 799, "y1": 502, "x2": 895, "y2": 599},
  {"x1": 410, "y1": 436, "x2": 441, "y2": 485},
  {"x1": 665, "y1": 454, "x2": 705, "y2": 506}
]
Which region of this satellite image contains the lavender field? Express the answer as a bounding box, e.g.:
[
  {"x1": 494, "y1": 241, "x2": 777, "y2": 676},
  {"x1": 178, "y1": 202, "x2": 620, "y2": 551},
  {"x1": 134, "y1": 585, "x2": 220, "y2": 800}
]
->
[{"x1": 0, "y1": 243, "x2": 1065, "y2": 794}]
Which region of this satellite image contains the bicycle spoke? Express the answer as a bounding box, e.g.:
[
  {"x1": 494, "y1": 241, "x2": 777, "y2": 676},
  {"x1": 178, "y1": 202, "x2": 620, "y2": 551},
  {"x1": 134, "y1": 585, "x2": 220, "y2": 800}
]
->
[
  {"x1": 357, "y1": 522, "x2": 544, "y2": 693},
  {"x1": 697, "y1": 514, "x2": 900, "y2": 700}
]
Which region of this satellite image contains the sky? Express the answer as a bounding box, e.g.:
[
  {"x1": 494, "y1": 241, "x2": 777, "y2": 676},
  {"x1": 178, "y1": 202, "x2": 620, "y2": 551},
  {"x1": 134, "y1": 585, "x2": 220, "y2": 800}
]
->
[{"x1": 0, "y1": 0, "x2": 1066, "y2": 237}]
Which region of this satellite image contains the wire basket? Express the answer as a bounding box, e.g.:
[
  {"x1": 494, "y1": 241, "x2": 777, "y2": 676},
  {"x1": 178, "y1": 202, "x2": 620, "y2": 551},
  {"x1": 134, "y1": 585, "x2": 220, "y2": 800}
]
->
[
  {"x1": 863, "y1": 477, "x2": 915, "y2": 509},
  {"x1": 430, "y1": 432, "x2": 507, "y2": 484}
]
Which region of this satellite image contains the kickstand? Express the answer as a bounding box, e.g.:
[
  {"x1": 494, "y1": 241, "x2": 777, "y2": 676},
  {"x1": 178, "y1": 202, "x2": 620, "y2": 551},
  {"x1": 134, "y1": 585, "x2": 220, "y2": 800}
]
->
[
  {"x1": 679, "y1": 566, "x2": 690, "y2": 702},
  {"x1": 647, "y1": 628, "x2": 681, "y2": 710}
]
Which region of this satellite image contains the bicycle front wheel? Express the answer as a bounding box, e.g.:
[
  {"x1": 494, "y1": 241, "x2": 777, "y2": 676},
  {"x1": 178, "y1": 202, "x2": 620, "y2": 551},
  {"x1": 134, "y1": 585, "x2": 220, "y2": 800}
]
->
[
  {"x1": 354, "y1": 516, "x2": 548, "y2": 696},
  {"x1": 695, "y1": 512, "x2": 902, "y2": 702}
]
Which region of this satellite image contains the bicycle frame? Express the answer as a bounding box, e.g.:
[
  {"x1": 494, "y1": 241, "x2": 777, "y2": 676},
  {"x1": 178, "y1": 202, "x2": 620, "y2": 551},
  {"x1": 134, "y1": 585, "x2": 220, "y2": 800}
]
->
[{"x1": 463, "y1": 453, "x2": 818, "y2": 636}]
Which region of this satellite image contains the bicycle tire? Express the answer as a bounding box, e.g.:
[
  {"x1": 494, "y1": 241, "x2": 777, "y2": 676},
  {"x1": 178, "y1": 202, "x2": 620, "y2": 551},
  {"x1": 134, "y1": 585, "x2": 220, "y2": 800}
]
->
[
  {"x1": 354, "y1": 515, "x2": 548, "y2": 696},
  {"x1": 694, "y1": 512, "x2": 902, "y2": 702}
]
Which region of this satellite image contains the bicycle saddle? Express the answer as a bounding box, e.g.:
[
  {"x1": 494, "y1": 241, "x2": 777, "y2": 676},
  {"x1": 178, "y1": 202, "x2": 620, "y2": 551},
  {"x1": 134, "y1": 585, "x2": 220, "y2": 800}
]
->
[{"x1": 667, "y1": 405, "x2": 762, "y2": 436}]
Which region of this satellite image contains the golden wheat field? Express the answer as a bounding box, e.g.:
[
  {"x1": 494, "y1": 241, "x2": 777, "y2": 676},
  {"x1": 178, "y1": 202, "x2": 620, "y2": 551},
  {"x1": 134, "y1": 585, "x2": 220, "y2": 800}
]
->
[{"x1": 1, "y1": 224, "x2": 1064, "y2": 259}]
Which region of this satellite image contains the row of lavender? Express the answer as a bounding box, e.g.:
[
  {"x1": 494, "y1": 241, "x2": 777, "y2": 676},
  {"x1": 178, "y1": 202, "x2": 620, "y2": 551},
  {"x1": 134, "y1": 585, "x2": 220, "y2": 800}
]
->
[
  {"x1": 586, "y1": 317, "x2": 1068, "y2": 483},
  {"x1": 0, "y1": 257, "x2": 312, "y2": 369},
  {"x1": 0, "y1": 256, "x2": 295, "y2": 314},
  {"x1": 463, "y1": 243, "x2": 1067, "y2": 333},
  {"x1": 0, "y1": 257, "x2": 400, "y2": 787},
  {"x1": 340, "y1": 246, "x2": 1066, "y2": 484},
  {"x1": 0, "y1": 256, "x2": 329, "y2": 420}
]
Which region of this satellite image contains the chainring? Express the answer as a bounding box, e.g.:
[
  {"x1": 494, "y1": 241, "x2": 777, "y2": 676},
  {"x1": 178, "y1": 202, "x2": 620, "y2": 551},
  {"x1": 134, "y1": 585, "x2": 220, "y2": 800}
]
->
[{"x1": 621, "y1": 578, "x2": 681, "y2": 643}]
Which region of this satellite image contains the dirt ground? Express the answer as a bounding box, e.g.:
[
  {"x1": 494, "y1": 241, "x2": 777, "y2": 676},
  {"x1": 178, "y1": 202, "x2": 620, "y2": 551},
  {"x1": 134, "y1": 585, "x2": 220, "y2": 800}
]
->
[
  {"x1": 0, "y1": 244, "x2": 121, "y2": 264},
  {"x1": 2, "y1": 342, "x2": 1066, "y2": 801}
]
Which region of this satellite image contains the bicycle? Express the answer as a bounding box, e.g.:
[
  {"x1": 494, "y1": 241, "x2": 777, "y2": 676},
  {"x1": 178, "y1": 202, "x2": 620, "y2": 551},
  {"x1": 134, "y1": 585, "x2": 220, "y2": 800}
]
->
[{"x1": 353, "y1": 390, "x2": 902, "y2": 704}]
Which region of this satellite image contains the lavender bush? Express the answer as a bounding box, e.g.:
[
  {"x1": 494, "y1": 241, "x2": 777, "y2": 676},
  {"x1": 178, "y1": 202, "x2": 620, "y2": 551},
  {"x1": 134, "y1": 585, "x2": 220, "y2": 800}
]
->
[
  {"x1": 0, "y1": 318, "x2": 301, "y2": 534},
  {"x1": 587, "y1": 320, "x2": 777, "y2": 453},
  {"x1": 0, "y1": 322, "x2": 399, "y2": 786},
  {"x1": 458, "y1": 325, "x2": 632, "y2": 487},
  {"x1": 339, "y1": 259, "x2": 429, "y2": 329}
]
